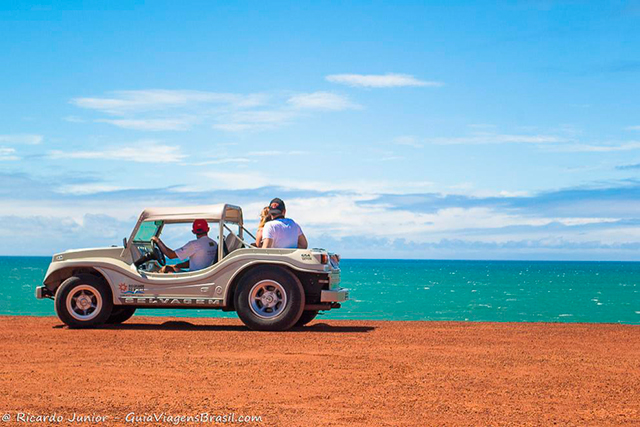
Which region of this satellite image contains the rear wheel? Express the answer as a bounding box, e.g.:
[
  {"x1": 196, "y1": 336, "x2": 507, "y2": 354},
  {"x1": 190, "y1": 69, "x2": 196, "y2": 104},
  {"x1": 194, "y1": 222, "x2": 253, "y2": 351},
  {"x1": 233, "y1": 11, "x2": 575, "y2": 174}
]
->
[
  {"x1": 106, "y1": 306, "x2": 136, "y2": 324},
  {"x1": 295, "y1": 310, "x2": 319, "y2": 327},
  {"x1": 235, "y1": 266, "x2": 305, "y2": 331},
  {"x1": 54, "y1": 274, "x2": 113, "y2": 328}
]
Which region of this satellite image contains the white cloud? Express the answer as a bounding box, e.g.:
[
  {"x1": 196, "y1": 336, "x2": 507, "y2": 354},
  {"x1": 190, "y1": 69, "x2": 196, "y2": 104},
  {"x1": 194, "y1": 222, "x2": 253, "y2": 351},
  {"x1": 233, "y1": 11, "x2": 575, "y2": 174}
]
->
[
  {"x1": 559, "y1": 218, "x2": 619, "y2": 226},
  {"x1": 97, "y1": 117, "x2": 194, "y2": 131},
  {"x1": 212, "y1": 110, "x2": 297, "y2": 132},
  {"x1": 291, "y1": 197, "x2": 622, "y2": 245},
  {"x1": 188, "y1": 157, "x2": 253, "y2": 166},
  {"x1": 548, "y1": 142, "x2": 640, "y2": 152},
  {"x1": 56, "y1": 184, "x2": 130, "y2": 195},
  {"x1": 286, "y1": 198, "x2": 529, "y2": 240},
  {"x1": 63, "y1": 116, "x2": 85, "y2": 123},
  {"x1": 213, "y1": 93, "x2": 358, "y2": 131},
  {"x1": 72, "y1": 89, "x2": 358, "y2": 133},
  {"x1": 247, "y1": 150, "x2": 307, "y2": 156},
  {"x1": 191, "y1": 169, "x2": 434, "y2": 195},
  {"x1": 424, "y1": 133, "x2": 567, "y2": 145},
  {"x1": 409, "y1": 131, "x2": 640, "y2": 152},
  {"x1": 0, "y1": 148, "x2": 19, "y2": 161},
  {"x1": 0, "y1": 134, "x2": 43, "y2": 145},
  {"x1": 287, "y1": 92, "x2": 360, "y2": 111},
  {"x1": 326, "y1": 73, "x2": 443, "y2": 88},
  {"x1": 393, "y1": 136, "x2": 423, "y2": 148},
  {"x1": 198, "y1": 171, "x2": 271, "y2": 190},
  {"x1": 392, "y1": 132, "x2": 567, "y2": 148},
  {"x1": 211, "y1": 123, "x2": 257, "y2": 132},
  {"x1": 48, "y1": 141, "x2": 187, "y2": 163},
  {"x1": 71, "y1": 90, "x2": 266, "y2": 115},
  {"x1": 1, "y1": 166, "x2": 638, "y2": 258},
  {"x1": 625, "y1": 126, "x2": 640, "y2": 131}
]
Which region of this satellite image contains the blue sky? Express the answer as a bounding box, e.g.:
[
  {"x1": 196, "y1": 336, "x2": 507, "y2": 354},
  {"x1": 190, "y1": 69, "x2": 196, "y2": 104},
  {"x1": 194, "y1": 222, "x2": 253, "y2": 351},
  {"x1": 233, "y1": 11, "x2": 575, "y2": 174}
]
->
[{"x1": 1, "y1": 1, "x2": 640, "y2": 259}]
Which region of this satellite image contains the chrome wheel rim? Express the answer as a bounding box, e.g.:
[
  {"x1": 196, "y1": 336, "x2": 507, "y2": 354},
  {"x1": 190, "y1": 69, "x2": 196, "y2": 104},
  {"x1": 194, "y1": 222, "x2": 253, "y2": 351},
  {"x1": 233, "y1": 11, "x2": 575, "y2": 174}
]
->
[
  {"x1": 249, "y1": 280, "x2": 287, "y2": 319},
  {"x1": 66, "y1": 285, "x2": 102, "y2": 321}
]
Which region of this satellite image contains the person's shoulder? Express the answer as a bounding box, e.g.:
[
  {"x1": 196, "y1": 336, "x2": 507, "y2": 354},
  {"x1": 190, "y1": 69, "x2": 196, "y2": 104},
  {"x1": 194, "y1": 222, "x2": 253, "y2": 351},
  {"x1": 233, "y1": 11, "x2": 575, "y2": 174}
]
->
[
  {"x1": 285, "y1": 218, "x2": 301, "y2": 228},
  {"x1": 177, "y1": 239, "x2": 197, "y2": 253},
  {"x1": 183, "y1": 239, "x2": 197, "y2": 247},
  {"x1": 264, "y1": 220, "x2": 279, "y2": 230},
  {"x1": 262, "y1": 220, "x2": 281, "y2": 237}
]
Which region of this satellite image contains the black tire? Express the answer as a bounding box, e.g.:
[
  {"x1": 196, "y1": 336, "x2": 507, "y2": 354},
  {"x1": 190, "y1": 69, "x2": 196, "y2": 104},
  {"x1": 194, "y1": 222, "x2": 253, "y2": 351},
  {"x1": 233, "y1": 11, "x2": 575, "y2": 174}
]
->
[
  {"x1": 295, "y1": 310, "x2": 319, "y2": 327},
  {"x1": 54, "y1": 274, "x2": 113, "y2": 328},
  {"x1": 106, "y1": 306, "x2": 136, "y2": 324},
  {"x1": 235, "y1": 266, "x2": 305, "y2": 331}
]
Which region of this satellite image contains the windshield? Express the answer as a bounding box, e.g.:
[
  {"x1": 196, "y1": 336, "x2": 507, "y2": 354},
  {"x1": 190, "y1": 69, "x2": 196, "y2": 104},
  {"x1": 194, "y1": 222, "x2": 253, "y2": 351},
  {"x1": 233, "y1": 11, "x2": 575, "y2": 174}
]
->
[{"x1": 134, "y1": 220, "x2": 162, "y2": 242}]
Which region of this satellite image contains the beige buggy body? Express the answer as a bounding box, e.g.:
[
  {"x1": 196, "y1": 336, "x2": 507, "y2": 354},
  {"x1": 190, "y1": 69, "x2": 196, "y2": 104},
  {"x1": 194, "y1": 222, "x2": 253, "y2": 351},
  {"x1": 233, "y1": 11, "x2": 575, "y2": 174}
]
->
[{"x1": 36, "y1": 204, "x2": 348, "y2": 331}]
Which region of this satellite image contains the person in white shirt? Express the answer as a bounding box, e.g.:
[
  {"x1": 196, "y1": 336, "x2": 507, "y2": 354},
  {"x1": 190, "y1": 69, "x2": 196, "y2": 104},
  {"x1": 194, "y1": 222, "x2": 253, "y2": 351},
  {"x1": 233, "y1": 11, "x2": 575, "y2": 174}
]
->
[
  {"x1": 151, "y1": 219, "x2": 218, "y2": 273},
  {"x1": 261, "y1": 198, "x2": 308, "y2": 249}
]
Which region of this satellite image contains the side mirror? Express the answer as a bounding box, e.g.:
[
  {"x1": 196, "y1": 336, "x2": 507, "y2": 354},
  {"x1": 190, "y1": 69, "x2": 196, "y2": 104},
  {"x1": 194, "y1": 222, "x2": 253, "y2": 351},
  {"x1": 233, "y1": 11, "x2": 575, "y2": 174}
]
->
[{"x1": 123, "y1": 237, "x2": 128, "y2": 248}]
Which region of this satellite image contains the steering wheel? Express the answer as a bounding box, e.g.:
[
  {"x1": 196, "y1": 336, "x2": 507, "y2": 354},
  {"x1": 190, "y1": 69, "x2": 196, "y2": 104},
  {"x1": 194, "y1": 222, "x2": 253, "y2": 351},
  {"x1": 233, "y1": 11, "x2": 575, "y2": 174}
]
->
[{"x1": 152, "y1": 241, "x2": 166, "y2": 267}]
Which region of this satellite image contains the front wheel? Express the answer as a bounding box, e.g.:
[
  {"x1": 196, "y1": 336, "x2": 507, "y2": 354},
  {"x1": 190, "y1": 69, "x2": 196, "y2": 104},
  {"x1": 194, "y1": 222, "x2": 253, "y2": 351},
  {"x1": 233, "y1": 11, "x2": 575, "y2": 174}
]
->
[
  {"x1": 54, "y1": 274, "x2": 113, "y2": 328},
  {"x1": 235, "y1": 266, "x2": 305, "y2": 331}
]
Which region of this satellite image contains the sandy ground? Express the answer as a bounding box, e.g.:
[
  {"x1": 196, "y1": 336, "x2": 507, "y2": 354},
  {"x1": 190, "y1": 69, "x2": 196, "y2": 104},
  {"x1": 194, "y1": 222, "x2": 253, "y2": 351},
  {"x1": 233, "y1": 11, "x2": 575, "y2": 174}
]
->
[{"x1": 0, "y1": 316, "x2": 638, "y2": 426}]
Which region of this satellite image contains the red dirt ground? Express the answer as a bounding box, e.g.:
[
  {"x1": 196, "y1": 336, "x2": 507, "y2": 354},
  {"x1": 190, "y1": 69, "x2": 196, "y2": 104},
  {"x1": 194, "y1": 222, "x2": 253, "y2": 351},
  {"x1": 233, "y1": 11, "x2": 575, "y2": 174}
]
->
[{"x1": 0, "y1": 316, "x2": 638, "y2": 426}]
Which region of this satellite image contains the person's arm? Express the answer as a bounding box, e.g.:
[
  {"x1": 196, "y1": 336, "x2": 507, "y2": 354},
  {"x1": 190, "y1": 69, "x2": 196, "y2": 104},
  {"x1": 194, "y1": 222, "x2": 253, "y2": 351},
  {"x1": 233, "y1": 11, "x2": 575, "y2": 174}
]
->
[
  {"x1": 297, "y1": 233, "x2": 308, "y2": 249},
  {"x1": 255, "y1": 227, "x2": 264, "y2": 247},
  {"x1": 150, "y1": 236, "x2": 178, "y2": 259},
  {"x1": 175, "y1": 260, "x2": 189, "y2": 269},
  {"x1": 296, "y1": 223, "x2": 308, "y2": 249},
  {"x1": 261, "y1": 223, "x2": 274, "y2": 248},
  {"x1": 162, "y1": 260, "x2": 189, "y2": 273}
]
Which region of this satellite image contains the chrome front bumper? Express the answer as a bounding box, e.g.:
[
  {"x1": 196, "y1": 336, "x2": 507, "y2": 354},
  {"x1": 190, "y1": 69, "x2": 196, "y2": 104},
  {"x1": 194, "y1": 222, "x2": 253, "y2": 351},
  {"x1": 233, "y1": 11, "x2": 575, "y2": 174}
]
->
[
  {"x1": 35, "y1": 286, "x2": 53, "y2": 299},
  {"x1": 320, "y1": 288, "x2": 349, "y2": 303}
]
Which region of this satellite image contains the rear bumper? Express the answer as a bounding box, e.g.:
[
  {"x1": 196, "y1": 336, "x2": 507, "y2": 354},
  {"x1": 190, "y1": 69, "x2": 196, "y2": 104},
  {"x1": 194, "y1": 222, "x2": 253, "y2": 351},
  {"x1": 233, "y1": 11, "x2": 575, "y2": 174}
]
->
[{"x1": 320, "y1": 288, "x2": 349, "y2": 303}]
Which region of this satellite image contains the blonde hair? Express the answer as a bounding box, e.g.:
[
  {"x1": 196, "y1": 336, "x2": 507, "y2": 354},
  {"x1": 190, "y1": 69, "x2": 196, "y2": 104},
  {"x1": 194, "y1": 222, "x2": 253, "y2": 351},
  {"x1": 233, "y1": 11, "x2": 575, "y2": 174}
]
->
[{"x1": 258, "y1": 206, "x2": 270, "y2": 229}]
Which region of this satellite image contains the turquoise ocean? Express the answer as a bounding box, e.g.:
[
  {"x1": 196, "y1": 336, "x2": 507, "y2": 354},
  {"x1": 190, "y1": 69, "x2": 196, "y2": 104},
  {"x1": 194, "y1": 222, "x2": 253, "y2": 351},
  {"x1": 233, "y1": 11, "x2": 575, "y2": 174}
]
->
[{"x1": 0, "y1": 256, "x2": 638, "y2": 324}]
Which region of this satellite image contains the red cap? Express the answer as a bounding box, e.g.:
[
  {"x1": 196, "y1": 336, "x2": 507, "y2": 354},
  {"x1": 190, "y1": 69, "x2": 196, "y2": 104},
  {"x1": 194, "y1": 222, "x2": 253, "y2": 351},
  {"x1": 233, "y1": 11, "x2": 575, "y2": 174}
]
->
[{"x1": 192, "y1": 219, "x2": 210, "y2": 235}]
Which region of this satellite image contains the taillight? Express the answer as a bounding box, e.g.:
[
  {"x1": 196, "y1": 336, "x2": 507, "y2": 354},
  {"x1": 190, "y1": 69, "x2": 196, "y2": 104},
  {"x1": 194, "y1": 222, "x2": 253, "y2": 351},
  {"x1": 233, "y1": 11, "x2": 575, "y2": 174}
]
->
[{"x1": 320, "y1": 254, "x2": 329, "y2": 264}]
